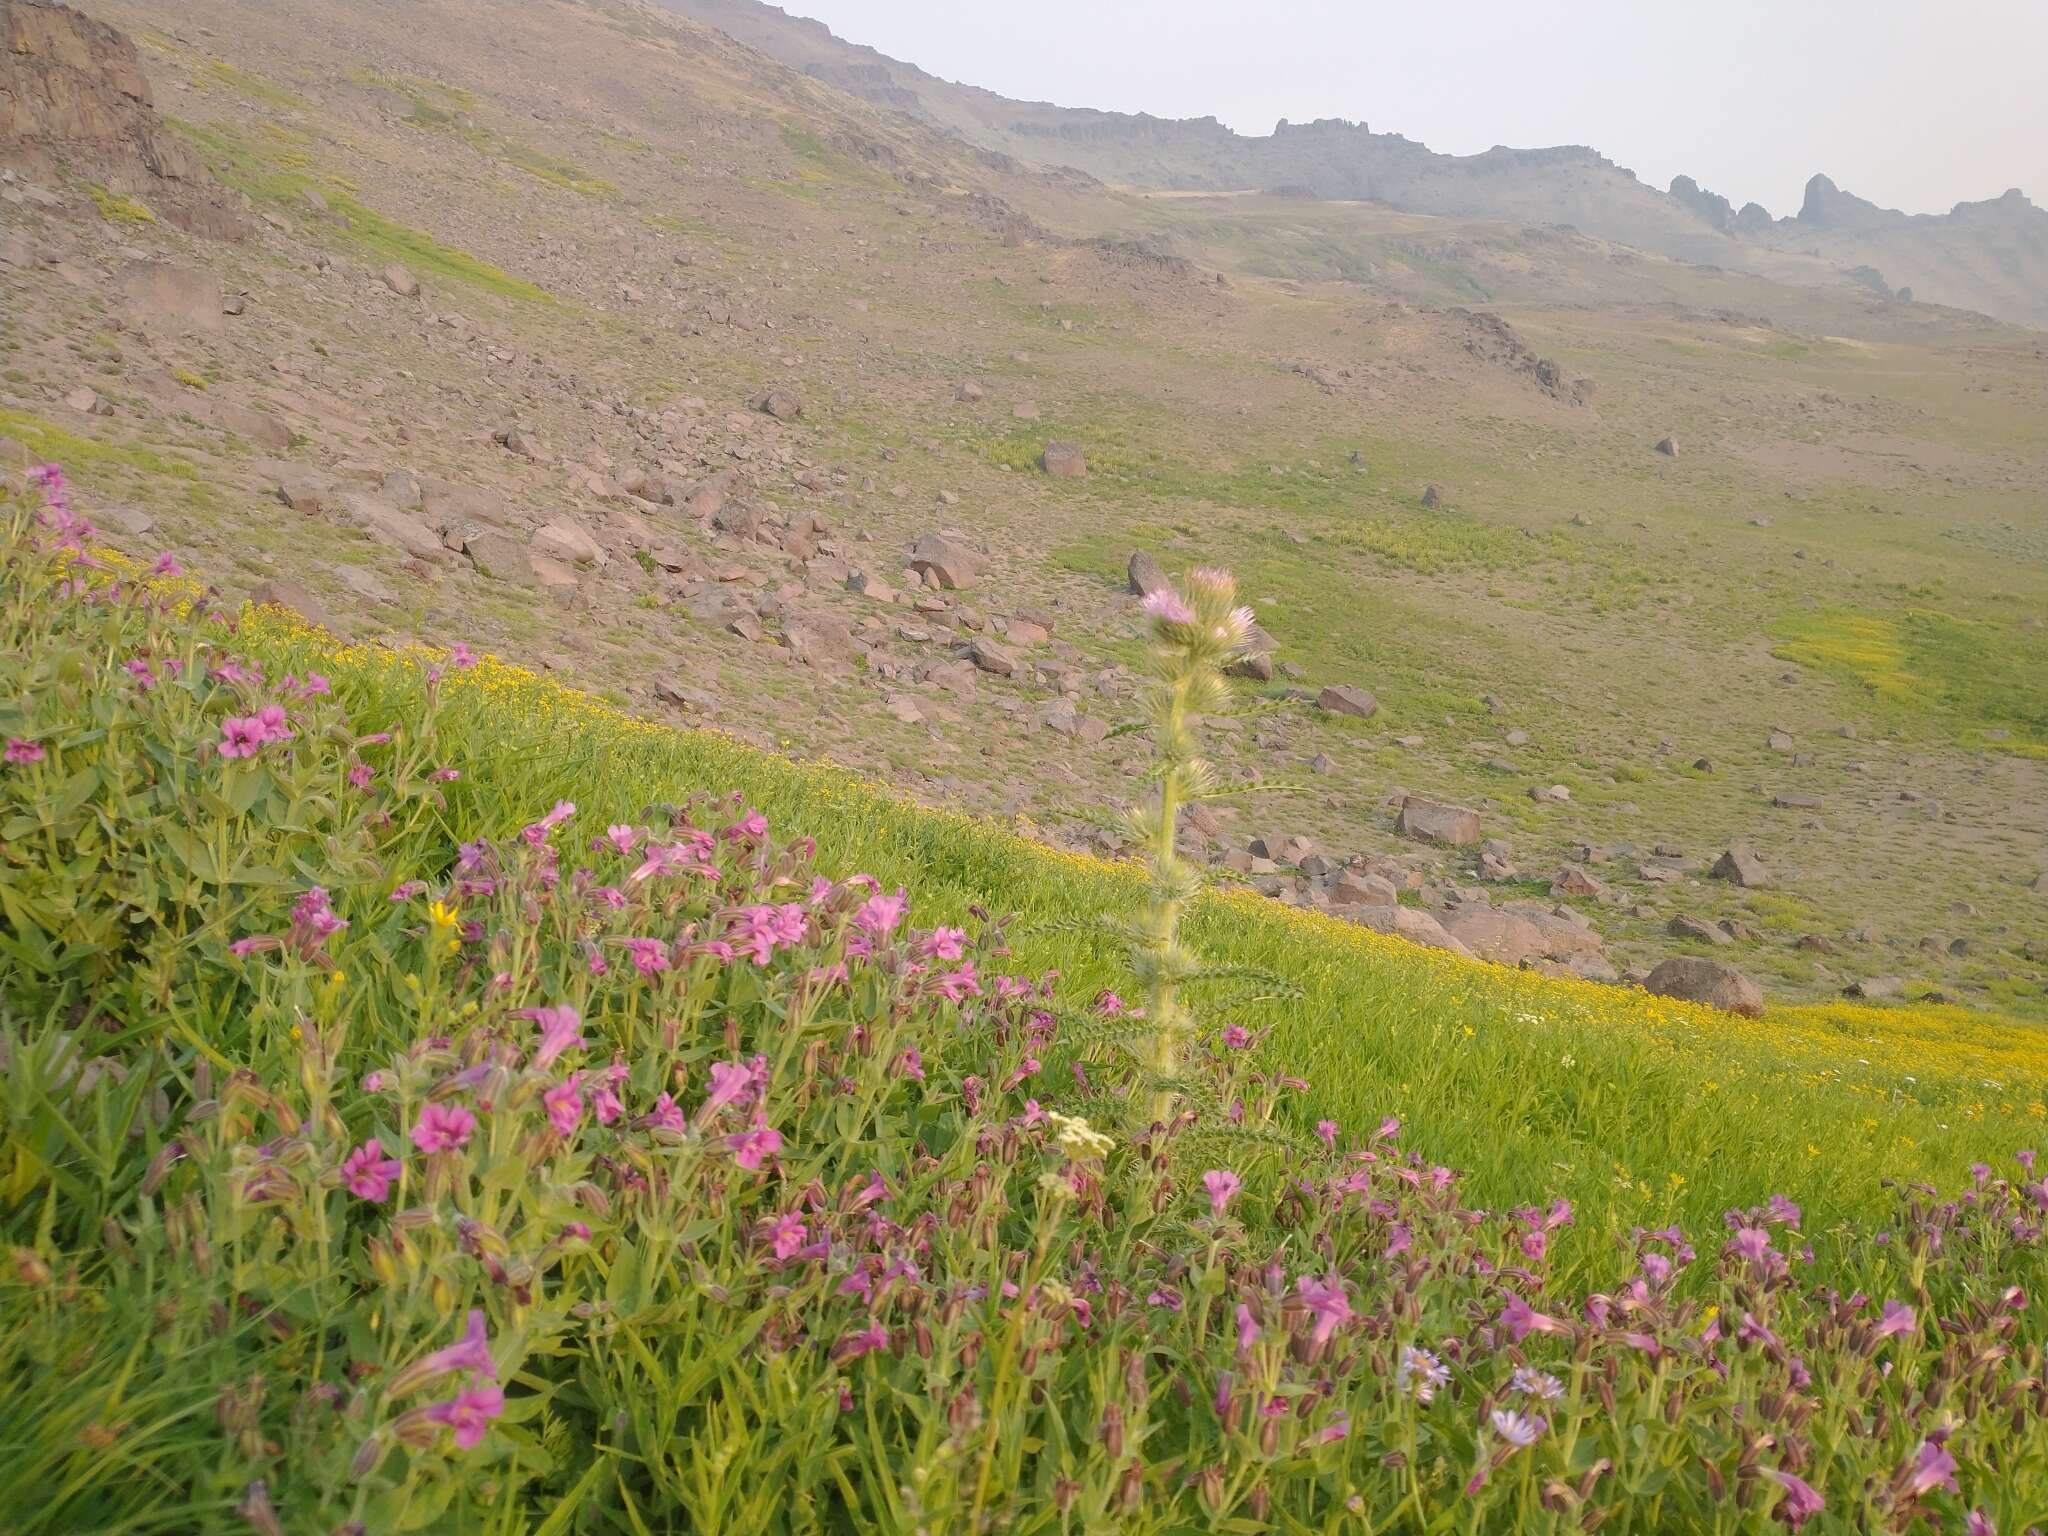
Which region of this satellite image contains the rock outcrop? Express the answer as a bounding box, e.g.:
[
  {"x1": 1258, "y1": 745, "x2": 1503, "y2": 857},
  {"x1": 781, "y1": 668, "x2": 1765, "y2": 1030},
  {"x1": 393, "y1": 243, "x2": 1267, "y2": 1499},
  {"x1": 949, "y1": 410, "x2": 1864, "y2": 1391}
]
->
[{"x1": 0, "y1": 0, "x2": 202, "y2": 183}]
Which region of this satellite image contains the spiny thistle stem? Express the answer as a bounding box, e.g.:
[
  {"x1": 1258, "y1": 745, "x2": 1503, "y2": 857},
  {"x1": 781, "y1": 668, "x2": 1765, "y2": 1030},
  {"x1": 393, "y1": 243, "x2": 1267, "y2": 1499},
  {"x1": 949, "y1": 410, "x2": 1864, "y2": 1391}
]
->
[{"x1": 1134, "y1": 570, "x2": 1256, "y2": 1125}]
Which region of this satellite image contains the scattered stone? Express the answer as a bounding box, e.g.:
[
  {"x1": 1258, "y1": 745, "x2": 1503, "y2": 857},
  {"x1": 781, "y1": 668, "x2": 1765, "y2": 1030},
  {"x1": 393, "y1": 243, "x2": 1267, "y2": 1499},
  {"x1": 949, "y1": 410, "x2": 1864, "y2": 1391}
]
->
[
  {"x1": 1550, "y1": 866, "x2": 1606, "y2": 900},
  {"x1": 382, "y1": 263, "x2": 419, "y2": 297},
  {"x1": 1419, "y1": 484, "x2": 1441, "y2": 508},
  {"x1": 120, "y1": 262, "x2": 224, "y2": 333},
  {"x1": 1397, "y1": 797, "x2": 1482, "y2": 847},
  {"x1": 1316, "y1": 684, "x2": 1378, "y2": 720},
  {"x1": 907, "y1": 532, "x2": 983, "y2": 590},
  {"x1": 1669, "y1": 914, "x2": 1731, "y2": 946},
  {"x1": 1308, "y1": 752, "x2": 1336, "y2": 775},
  {"x1": 1767, "y1": 730, "x2": 1795, "y2": 752},
  {"x1": 1040, "y1": 441, "x2": 1087, "y2": 478},
  {"x1": 752, "y1": 388, "x2": 803, "y2": 421},
  {"x1": 1645, "y1": 956, "x2": 1764, "y2": 1017},
  {"x1": 1711, "y1": 846, "x2": 1772, "y2": 889},
  {"x1": 1655, "y1": 436, "x2": 1679, "y2": 457},
  {"x1": 1127, "y1": 550, "x2": 1170, "y2": 598},
  {"x1": 966, "y1": 637, "x2": 1017, "y2": 676},
  {"x1": 1796, "y1": 933, "x2": 1836, "y2": 954},
  {"x1": 249, "y1": 577, "x2": 327, "y2": 628},
  {"x1": 955, "y1": 380, "x2": 985, "y2": 403},
  {"x1": 1529, "y1": 784, "x2": 1571, "y2": 804},
  {"x1": 63, "y1": 385, "x2": 108, "y2": 415},
  {"x1": 531, "y1": 519, "x2": 605, "y2": 567},
  {"x1": 1843, "y1": 976, "x2": 1904, "y2": 1001},
  {"x1": 1438, "y1": 907, "x2": 1551, "y2": 966}
]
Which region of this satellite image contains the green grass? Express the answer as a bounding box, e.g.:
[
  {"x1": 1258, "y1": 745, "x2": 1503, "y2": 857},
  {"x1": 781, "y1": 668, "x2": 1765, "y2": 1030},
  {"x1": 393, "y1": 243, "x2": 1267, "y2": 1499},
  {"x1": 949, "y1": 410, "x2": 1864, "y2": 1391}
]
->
[
  {"x1": 171, "y1": 121, "x2": 551, "y2": 302},
  {"x1": 0, "y1": 410, "x2": 200, "y2": 483}
]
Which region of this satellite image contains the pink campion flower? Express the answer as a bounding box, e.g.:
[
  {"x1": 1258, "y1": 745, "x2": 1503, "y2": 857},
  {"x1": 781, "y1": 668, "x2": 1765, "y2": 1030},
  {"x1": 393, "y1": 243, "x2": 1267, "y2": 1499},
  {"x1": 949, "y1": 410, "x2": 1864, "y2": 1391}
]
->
[
  {"x1": 931, "y1": 963, "x2": 981, "y2": 1001},
  {"x1": 388, "y1": 881, "x2": 426, "y2": 903},
  {"x1": 1875, "y1": 1299, "x2": 1917, "y2": 1340},
  {"x1": 210, "y1": 659, "x2": 263, "y2": 688},
  {"x1": 922, "y1": 927, "x2": 969, "y2": 961},
  {"x1": 831, "y1": 1325, "x2": 889, "y2": 1364},
  {"x1": 1727, "y1": 1226, "x2": 1774, "y2": 1264},
  {"x1": 149, "y1": 552, "x2": 183, "y2": 577},
  {"x1": 1297, "y1": 1276, "x2": 1353, "y2": 1347},
  {"x1": 643, "y1": 1094, "x2": 686, "y2": 1134},
  {"x1": 721, "y1": 808, "x2": 769, "y2": 842},
  {"x1": 853, "y1": 889, "x2": 909, "y2": 937},
  {"x1": 450, "y1": 643, "x2": 477, "y2": 669},
  {"x1": 424, "y1": 1383, "x2": 504, "y2": 1451},
  {"x1": 1221, "y1": 1024, "x2": 1251, "y2": 1049},
  {"x1": 696, "y1": 1060, "x2": 756, "y2": 1125},
  {"x1": 1386, "y1": 1223, "x2": 1413, "y2": 1259},
  {"x1": 1765, "y1": 1468, "x2": 1825, "y2": 1528},
  {"x1": 1374, "y1": 1115, "x2": 1401, "y2": 1141},
  {"x1": 733, "y1": 905, "x2": 785, "y2": 965},
  {"x1": 1902, "y1": 1440, "x2": 1958, "y2": 1499},
  {"x1": 1489, "y1": 1409, "x2": 1545, "y2": 1450},
  {"x1": 1315, "y1": 1119, "x2": 1338, "y2": 1149},
  {"x1": 1966, "y1": 1511, "x2": 1997, "y2": 1536},
  {"x1": 1499, "y1": 1292, "x2": 1569, "y2": 1343},
  {"x1": 125, "y1": 658, "x2": 158, "y2": 691},
  {"x1": 217, "y1": 715, "x2": 268, "y2": 759},
  {"x1": 521, "y1": 1005, "x2": 586, "y2": 1069},
  {"x1": 543, "y1": 1074, "x2": 585, "y2": 1137},
  {"x1": 628, "y1": 842, "x2": 694, "y2": 882},
  {"x1": 590, "y1": 886, "x2": 626, "y2": 910},
  {"x1": 521, "y1": 799, "x2": 577, "y2": 847},
  {"x1": 410, "y1": 1102, "x2": 476, "y2": 1154},
  {"x1": 896, "y1": 1048, "x2": 926, "y2": 1082},
  {"x1": 763, "y1": 1212, "x2": 807, "y2": 1260},
  {"x1": 340, "y1": 1139, "x2": 402, "y2": 1201},
  {"x1": 1202, "y1": 1169, "x2": 1242, "y2": 1219},
  {"x1": 603, "y1": 824, "x2": 640, "y2": 855},
  {"x1": 1140, "y1": 587, "x2": 1195, "y2": 626},
  {"x1": 4, "y1": 738, "x2": 45, "y2": 766},
  {"x1": 728, "y1": 1123, "x2": 783, "y2": 1170},
  {"x1": 421, "y1": 1310, "x2": 498, "y2": 1382},
  {"x1": 618, "y1": 937, "x2": 670, "y2": 977},
  {"x1": 591, "y1": 1083, "x2": 623, "y2": 1124},
  {"x1": 348, "y1": 762, "x2": 374, "y2": 790}
]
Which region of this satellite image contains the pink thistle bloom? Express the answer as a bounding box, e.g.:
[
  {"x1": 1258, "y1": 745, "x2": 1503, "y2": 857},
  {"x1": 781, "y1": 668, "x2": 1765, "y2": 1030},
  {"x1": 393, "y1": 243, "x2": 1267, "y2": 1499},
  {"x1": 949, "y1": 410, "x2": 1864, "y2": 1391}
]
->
[
  {"x1": 543, "y1": 1074, "x2": 585, "y2": 1137},
  {"x1": 1140, "y1": 587, "x2": 1195, "y2": 626},
  {"x1": 4, "y1": 738, "x2": 46, "y2": 766},
  {"x1": 450, "y1": 643, "x2": 477, "y2": 668},
  {"x1": 1297, "y1": 1276, "x2": 1353, "y2": 1347},
  {"x1": 1875, "y1": 1299, "x2": 1917, "y2": 1340},
  {"x1": 603, "y1": 824, "x2": 640, "y2": 855},
  {"x1": 922, "y1": 927, "x2": 969, "y2": 961},
  {"x1": 1499, "y1": 1292, "x2": 1569, "y2": 1344},
  {"x1": 340, "y1": 1139, "x2": 402, "y2": 1201},
  {"x1": 728, "y1": 1123, "x2": 783, "y2": 1170},
  {"x1": 762, "y1": 1212, "x2": 807, "y2": 1259},
  {"x1": 1202, "y1": 1169, "x2": 1242, "y2": 1219},
  {"x1": 410, "y1": 1101, "x2": 476, "y2": 1155},
  {"x1": 1765, "y1": 1468, "x2": 1825, "y2": 1528},
  {"x1": 424, "y1": 1383, "x2": 504, "y2": 1451},
  {"x1": 521, "y1": 1005, "x2": 587, "y2": 1069},
  {"x1": 421, "y1": 1310, "x2": 497, "y2": 1382},
  {"x1": 852, "y1": 889, "x2": 909, "y2": 937},
  {"x1": 1901, "y1": 1440, "x2": 1957, "y2": 1499},
  {"x1": 1490, "y1": 1409, "x2": 1545, "y2": 1451}
]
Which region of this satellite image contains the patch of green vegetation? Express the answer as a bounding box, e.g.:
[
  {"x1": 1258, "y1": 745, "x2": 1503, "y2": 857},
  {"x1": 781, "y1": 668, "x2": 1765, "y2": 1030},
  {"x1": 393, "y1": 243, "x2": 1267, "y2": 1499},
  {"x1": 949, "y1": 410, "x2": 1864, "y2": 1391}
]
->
[
  {"x1": 496, "y1": 139, "x2": 616, "y2": 197},
  {"x1": 200, "y1": 60, "x2": 307, "y2": 111},
  {"x1": 1773, "y1": 607, "x2": 1916, "y2": 699},
  {"x1": 170, "y1": 121, "x2": 551, "y2": 303},
  {"x1": 86, "y1": 185, "x2": 155, "y2": 224},
  {"x1": 170, "y1": 368, "x2": 209, "y2": 392},
  {"x1": 0, "y1": 410, "x2": 199, "y2": 483}
]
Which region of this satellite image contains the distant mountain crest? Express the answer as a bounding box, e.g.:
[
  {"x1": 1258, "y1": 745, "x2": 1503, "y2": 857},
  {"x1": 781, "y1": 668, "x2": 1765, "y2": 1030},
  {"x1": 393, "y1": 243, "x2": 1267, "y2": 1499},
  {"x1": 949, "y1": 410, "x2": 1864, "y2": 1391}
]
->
[{"x1": 659, "y1": 0, "x2": 2047, "y2": 328}]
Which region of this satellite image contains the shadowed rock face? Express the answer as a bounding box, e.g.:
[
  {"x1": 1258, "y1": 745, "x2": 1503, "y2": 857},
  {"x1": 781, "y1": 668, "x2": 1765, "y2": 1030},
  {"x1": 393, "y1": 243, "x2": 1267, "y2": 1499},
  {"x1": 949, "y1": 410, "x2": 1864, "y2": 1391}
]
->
[{"x1": 0, "y1": 0, "x2": 202, "y2": 180}]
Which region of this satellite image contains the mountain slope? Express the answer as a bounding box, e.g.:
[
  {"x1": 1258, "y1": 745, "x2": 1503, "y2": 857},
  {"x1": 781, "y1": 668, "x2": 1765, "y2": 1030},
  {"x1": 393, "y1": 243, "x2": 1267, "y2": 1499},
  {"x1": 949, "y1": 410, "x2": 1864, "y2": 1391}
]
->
[{"x1": 660, "y1": 0, "x2": 2048, "y2": 329}]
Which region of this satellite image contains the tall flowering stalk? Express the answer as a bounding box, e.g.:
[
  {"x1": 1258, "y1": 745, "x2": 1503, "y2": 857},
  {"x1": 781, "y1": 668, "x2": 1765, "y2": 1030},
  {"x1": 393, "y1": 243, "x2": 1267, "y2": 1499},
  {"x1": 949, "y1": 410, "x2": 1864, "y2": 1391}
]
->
[{"x1": 1130, "y1": 569, "x2": 1257, "y2": 1122}]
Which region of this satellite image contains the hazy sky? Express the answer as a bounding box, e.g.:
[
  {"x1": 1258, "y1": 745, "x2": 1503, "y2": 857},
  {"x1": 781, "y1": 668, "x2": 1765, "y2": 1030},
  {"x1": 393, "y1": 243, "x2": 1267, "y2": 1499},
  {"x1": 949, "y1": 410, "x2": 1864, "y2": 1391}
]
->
[{"x1": 781, "y1": 0, "x2": 2047, "y2": 218}]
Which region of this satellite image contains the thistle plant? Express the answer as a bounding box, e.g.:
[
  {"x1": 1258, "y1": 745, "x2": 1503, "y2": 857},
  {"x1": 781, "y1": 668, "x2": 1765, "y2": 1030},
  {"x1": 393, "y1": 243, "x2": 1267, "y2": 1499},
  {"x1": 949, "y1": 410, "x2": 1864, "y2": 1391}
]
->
[{"x1": 1127, "y1": 569, "x2": 1260, "y2": 1122}]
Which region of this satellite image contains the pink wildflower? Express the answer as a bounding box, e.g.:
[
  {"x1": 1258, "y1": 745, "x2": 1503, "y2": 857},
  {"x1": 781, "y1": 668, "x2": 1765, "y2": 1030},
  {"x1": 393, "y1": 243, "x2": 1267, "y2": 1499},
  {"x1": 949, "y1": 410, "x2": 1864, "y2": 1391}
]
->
[
  {"x1": 1202, "y1": 1168, "x2": 1242, "y2": 1219},
  {"x1": 1221, "y1": 1024, "x2": 1251, "y2": 1049},
  {"x1": 1875, "y1": 1299, "x2": 1917, "y2": 1340},
  {"x1": 643, "y1": 1093, "x2": 686, "y2": 1134},
  {"x1": 696, "y1": 1060, "x2": 756, "y2": 1123},
  {"x1": 603, "y1": 824, "x2": 640, "y2": 855},
  {"x1": 1901, "y1": 1440, "x2": 1957, "y2": 1499},
  {"x1": 423, "y1": 1383, "x2": 504, "y2": 1450},
  {"x1": 340, "y1": 1139, "x2": 402, "y2": 1201},
  {"x1": 1235, "y1": 1303, "x2": 1260, "y2": 1354},
  {"x1": 1499, "y1": 1292, "x2": 1569, "y2": 1343},
  {"x1": 522, "y1": 1005, "x2": 587, "y2": 1069},
  {"x1": 410, "y1": 1101, "x2": 476, "y2": 1155},
  {"x1": 728, "y1": 1123, "x2": 783, "y2": 1171},
  {"x1": 1315, "y1": 1118, "x2": 1338, "y2": 1148},
  {"x1": 1297, "y1": 1276, "x2": 1353, "y2": 1346},
  {"x1": 897, "y1": 1047, "x2": 925, "y2": 1082},
  {"x1": 149, "y1": 552, "x2": 183, "y2": 577},
  {"x1": 853, "y1": 889, "x2": 909, "y2": 937},
  {"x1": 931, "y1": 963, "x2": 981, "y2": 1001},
  {"x1": 1141, "y1": 587, "x2": 1195, "y2": 626},
  {"x1": 450, "y1": 643, "x2": 477, "y2": 668},
  {"x1": 922, "y1": 927, "x2": 969, "y2": 961},
  {"x1": 4, "y1": 738, "x2": 45, "y2": 766},
  {"x1": 420, "y1": 1310, "x2": 497, "y2": 1382},
  {"x1": 1765, "y1": 1468, "x2": 1825, "y2": 1528},
  {"x1": 543, "y1": 1074, "x2": 585, "y2": 1137}
]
